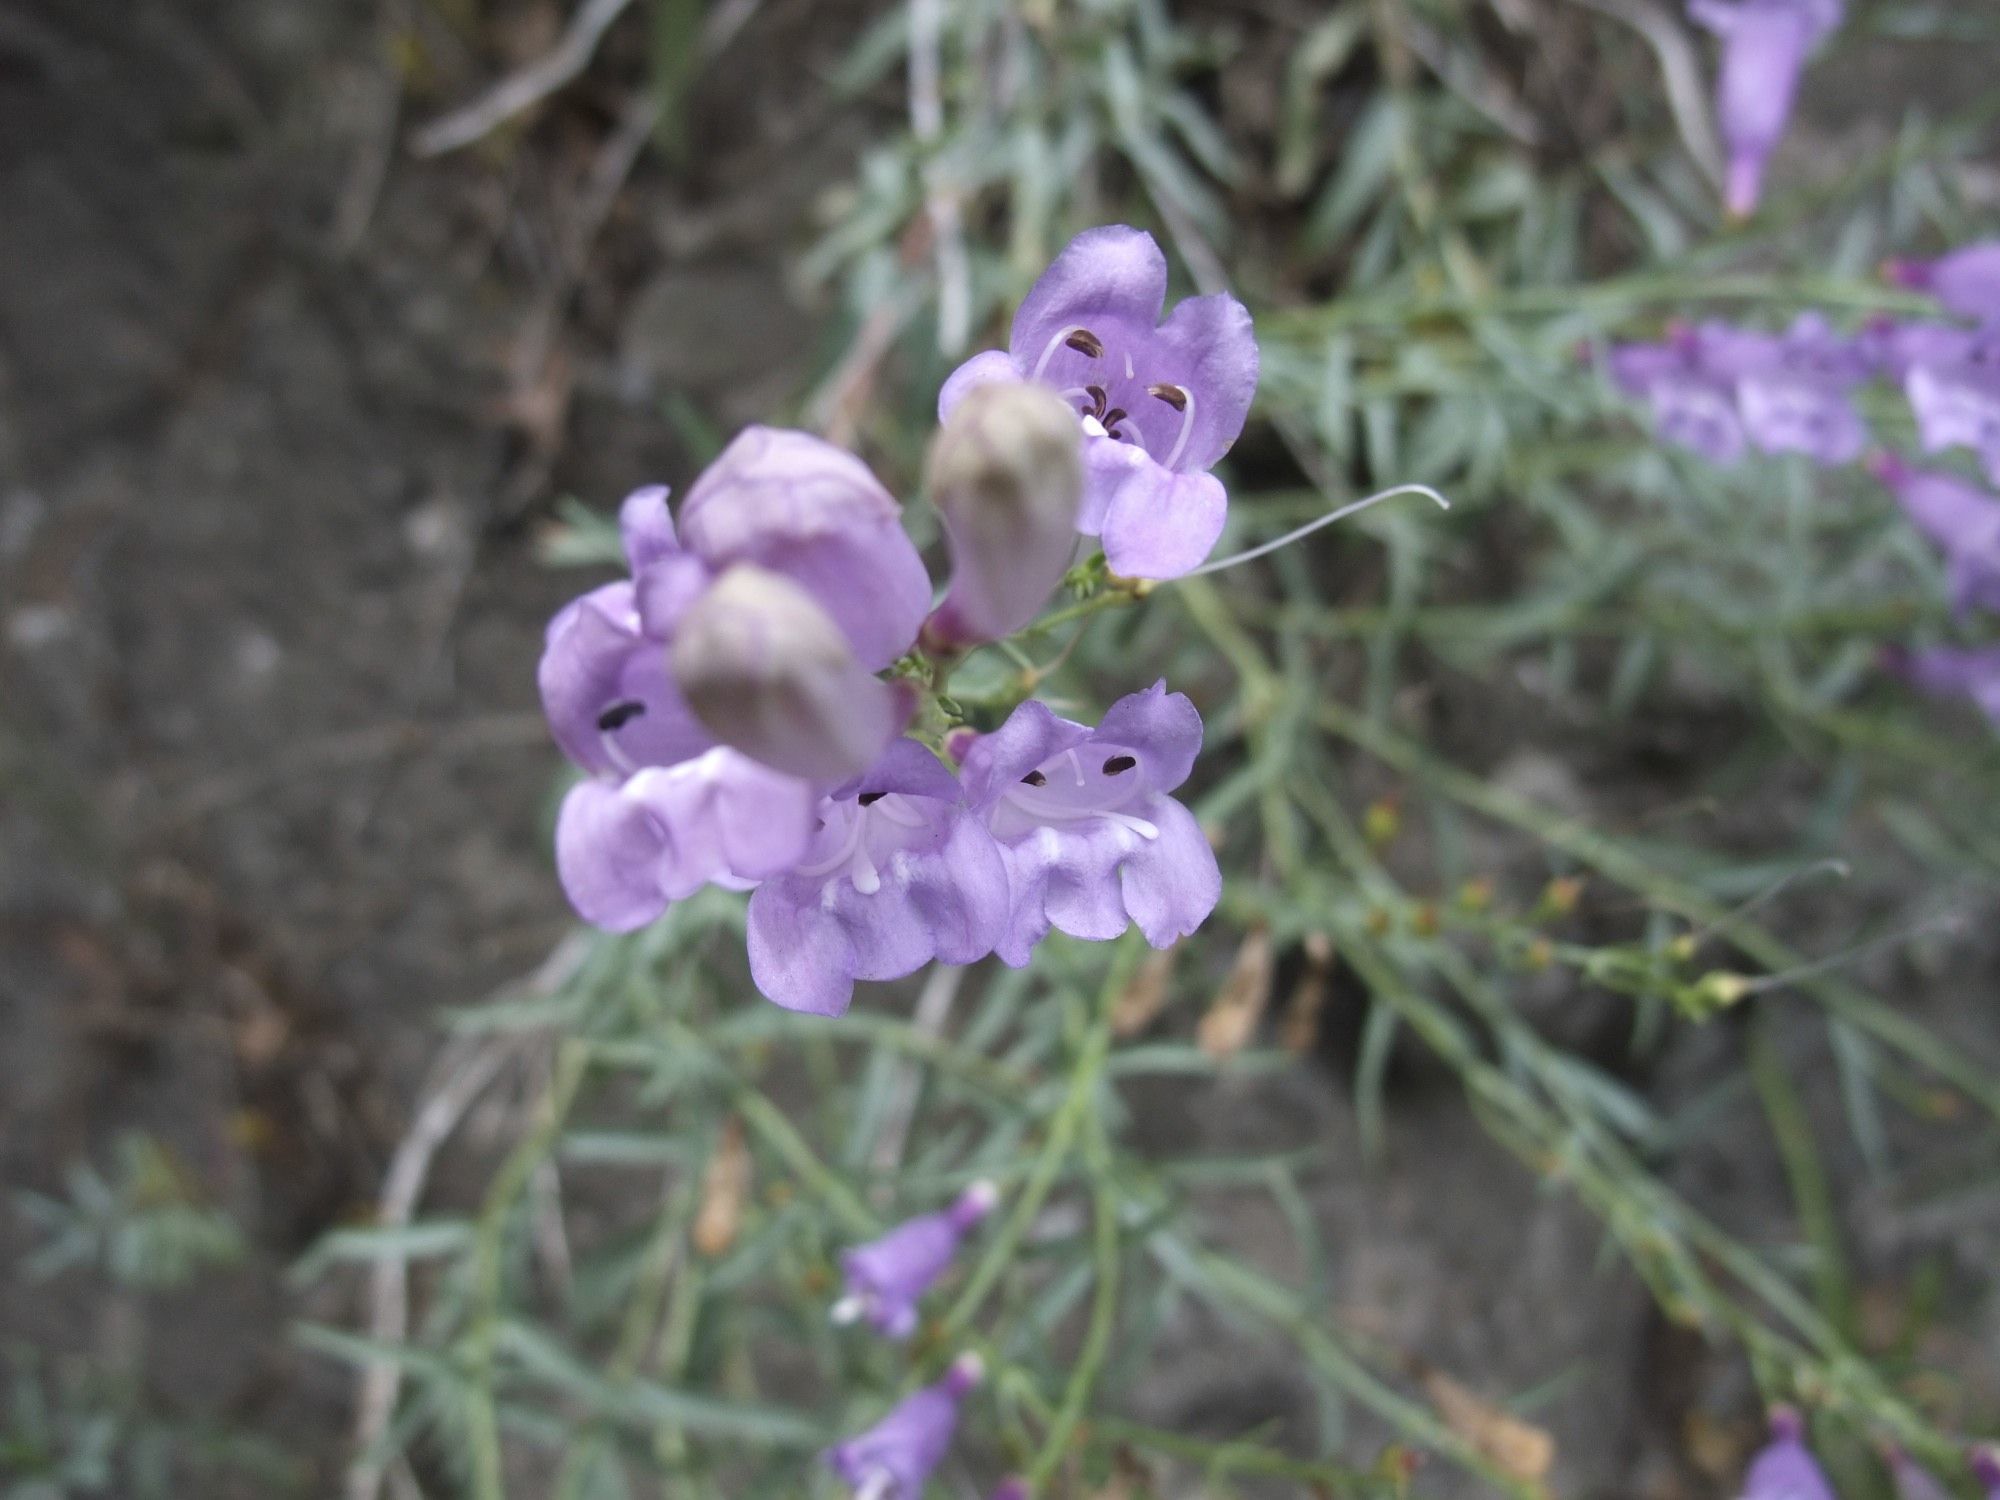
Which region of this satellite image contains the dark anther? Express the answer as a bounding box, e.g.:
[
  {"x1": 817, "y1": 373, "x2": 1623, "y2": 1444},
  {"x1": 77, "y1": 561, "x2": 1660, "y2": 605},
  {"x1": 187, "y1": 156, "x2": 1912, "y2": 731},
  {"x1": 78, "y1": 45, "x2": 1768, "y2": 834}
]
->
[
  {"x1": 857, "y1": 791, "x2": 886, "y2": 807},
  {"x1": 597, "y1": 701, "x2": 646, "y2": 732},
  {"x1": 1102, "y1": 755, "x2": 1136, "y2": 775},
  {"x1": 1148, "y1": 383, "x2": 1188, "y2": 412},
  {"x1": 1022, "y1": 770, "x2": 1048, "y2": 787},
  {"x1": 1065, "y1": 328, "x2": 1105, "y2": 358},
  {"x1": 1101, "y1": 408, "x2": 1127, "y2": 429},
  {"x1": 1085, "y1": 384, "x2": 1109, "y2": 418}
]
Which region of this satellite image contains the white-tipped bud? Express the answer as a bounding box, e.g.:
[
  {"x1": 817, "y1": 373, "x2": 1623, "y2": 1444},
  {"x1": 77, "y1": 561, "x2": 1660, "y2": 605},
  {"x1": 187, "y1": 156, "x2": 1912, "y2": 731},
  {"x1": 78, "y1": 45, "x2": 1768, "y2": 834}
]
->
[
  {"x1": 925, "y1": 382, "x2": 1085, "y2": 646},
  {"x1": 672, "y1": 564, "x2": 908, "y2": 783}
]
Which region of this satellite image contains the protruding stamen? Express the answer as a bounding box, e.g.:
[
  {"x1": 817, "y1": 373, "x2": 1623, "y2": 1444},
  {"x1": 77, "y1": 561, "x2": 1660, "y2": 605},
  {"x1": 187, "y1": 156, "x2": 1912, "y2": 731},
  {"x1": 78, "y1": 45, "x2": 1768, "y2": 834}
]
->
[
  {"x1": 1084, "y1": 384, "x2": 1109, "y2": 420},
  {"x1": 1149, "y1": 383, "x2": 1197, "y2": 470},
  {"x1": 1031, "y1": 324, "x2": 1100, "y2": 382}
]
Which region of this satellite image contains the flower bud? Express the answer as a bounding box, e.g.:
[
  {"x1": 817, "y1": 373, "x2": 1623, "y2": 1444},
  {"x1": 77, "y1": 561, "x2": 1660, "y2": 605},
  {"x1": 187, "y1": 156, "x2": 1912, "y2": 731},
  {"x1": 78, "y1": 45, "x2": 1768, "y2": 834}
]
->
[
  {"x1": 924, "y1": 381, "x2": 1085, "y2": 646},
  {"x1": 671, "y1": 564, "x2": 909, "y2": 782}
]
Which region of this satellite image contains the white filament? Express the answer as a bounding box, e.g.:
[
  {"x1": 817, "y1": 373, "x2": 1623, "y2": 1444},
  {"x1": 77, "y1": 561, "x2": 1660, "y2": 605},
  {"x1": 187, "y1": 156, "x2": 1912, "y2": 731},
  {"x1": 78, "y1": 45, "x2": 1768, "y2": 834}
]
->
[
  {"x1": 1179, "y1": 484, "x2": 1451, "y2": 580},
  {"x1": 1159, "y1": 385, "x2": 1197, "y2": 471},
  {"x1": 1031, "y1": 324, "x2": 1094, "y2": 382}
]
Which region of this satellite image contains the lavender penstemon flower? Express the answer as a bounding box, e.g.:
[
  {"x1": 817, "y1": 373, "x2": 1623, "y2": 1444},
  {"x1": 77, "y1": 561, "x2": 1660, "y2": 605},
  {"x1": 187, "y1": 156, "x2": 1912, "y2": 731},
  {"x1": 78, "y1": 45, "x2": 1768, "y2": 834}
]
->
[
  {"x1": 833, "y1": 1181, "x2": 998, "y2": 1339},
  {"x1": 1741, "y1": 1408, "x2": 1837, "y2": 1500},
  {"x1": 924, "y1": 381, "x2": 1086, "y2": 648},
  {"x1": 745, "y1": 740, "x2": 1011, "y2": 1016},
  {"x1": 1688, "y1": 0, "x2": 1844, "y2": 218},
  {"x1": 1884, "y1": 241, "x2": 2000, "y2": 325},
  {"x1": 960, "y1": 683, "x2": 1221, "y2": 966},
  {"x1": 1869, "y1": 454, "x2": 2000, "y2": 615},
  {"x1": 824, "y1": 1354, "x2": 982, "y2": 1500},
  {"x1": 1608, "y1": 324, "x2": 1757, "y2": 464},
  {"x1": 940, "y1": 225, "x2": 1258, "y2": 580}
]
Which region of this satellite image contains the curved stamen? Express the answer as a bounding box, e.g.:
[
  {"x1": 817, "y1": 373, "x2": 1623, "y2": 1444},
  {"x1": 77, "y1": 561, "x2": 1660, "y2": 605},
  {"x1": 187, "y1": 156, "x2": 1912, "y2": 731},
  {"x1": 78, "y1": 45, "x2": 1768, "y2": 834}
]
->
[
  {"x1": 1031, "y1": 324, "x2": 1102, "y2": 383},
  {"x1": 1180, "y1": 484, "x2": 1452, "y2": 580},
  {"x1": 1149, "y1": 383, "x2": 1197, "y2": 470}
]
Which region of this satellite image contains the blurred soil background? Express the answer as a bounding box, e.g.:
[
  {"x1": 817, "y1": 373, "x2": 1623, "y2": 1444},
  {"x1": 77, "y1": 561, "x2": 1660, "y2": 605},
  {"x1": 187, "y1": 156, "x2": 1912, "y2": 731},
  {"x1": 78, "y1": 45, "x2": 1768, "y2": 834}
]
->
[{"x1": 0, "y1": 0, "x2": 1994, "y2": 1496}]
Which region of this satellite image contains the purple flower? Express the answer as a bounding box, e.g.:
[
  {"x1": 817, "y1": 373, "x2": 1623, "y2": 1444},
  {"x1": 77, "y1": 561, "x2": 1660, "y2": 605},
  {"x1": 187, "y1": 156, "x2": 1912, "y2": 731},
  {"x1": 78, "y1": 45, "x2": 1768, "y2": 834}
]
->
[
  {"x1": 824, "y1": 1354, "x2": 983, "y2": 1500},
  {"x1": 671, "y1": 565, "x2": 914, "y2": 783},
  {"x1": 1895, "y1": 324, "x2": 2000, "y2": 485},
  {"x1": 833, "y1": 1181, "x2": 998, "y2": 1339},
  {"x1": 1688, "y1": 0, "x2": 1844, "y2": 218},
  {"x1": 745, "y1": 740, "x2": 1010, "y2": 1015},
  {"x1": 1742, "y1": 1408, "x2": 1837, "y2": 1500},
  {"x1": 939, "y1": 225, "x2": 1258, "y2": 580},
  {"x1": 553, "y1": 749, "x2": 820, "y2": 931},
  {"x1": 960, "y1": 682, "x2": 1221, "y2": 967},
  {"x1": 924, "y1": 382, "x2": 1086, "y2": 648},
  {"x1": 1730, "y1": 314, "x2": 1874, "y2": 464},
  {"x1": 1885, "y1": 241, "x2": 2000, "y2": 324},
  {"x1": 538, "y1": 577, "x2": 715, "y2": 780},
  {"x1": 675, "y1": 427, "x2": 933, "y2": 672},
  {"x1": 1887, "y1": 643, "x2": 2000, "y2": 727},
  {"x1": 1869, "y1": 453, "x2": 2000, "y2": 615},
  {"x1": 1972, "y1": 1445, "x2": 2000, "y2": 1500},
  {"x1": 1608, "y1": 324, "x2": 1759, "y2": 464}
]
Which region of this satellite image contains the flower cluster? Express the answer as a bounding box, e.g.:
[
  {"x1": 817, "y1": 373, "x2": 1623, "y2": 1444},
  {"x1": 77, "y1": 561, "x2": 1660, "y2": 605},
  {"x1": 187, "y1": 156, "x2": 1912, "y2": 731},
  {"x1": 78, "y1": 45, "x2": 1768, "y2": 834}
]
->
[
  {"x1": 1689, "y1": 0, "x2": 1844, "y2": 218},
  {"x1": 1607, "y1": 240, "x2": 2000, "y2": 731},
  {"x1": 535, "y1": 226, "x2": 1249, "y2": 1012},
  {"x1": 1737, "y1": 1410, "x2": 1999, "y2": 1500}
]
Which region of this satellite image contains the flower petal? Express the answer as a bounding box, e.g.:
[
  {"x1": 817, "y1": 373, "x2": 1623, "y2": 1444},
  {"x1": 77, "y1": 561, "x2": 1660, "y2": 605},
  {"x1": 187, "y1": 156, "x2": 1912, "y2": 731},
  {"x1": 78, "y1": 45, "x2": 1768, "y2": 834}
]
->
[
  {"x1": 1150, "y1": 292, "x2": 1259, "y2": 472},
  {"x1": 538, "y1": 583, "x2": 711, "y2": 776},
  {"x1": 1095, "y1": 680, "x2": 1204, "y2": 793},
  {"x1": 1008, "y1": 225, "x2": 1168, "y2": 371},
  {"x1": 938, "y1": 349, "x2": 1025, "y2": 420},
  {"x1": 1100, "y1": 463, "x2": 1227, "y2": 579},
  {"x1": 554, "y1": 779, "x2": 672, "y2": 932},
  {"x1": 618, "y1": 485, "x2": 678, "y2": 571},
  {"x1": 1116, "y1": 795, "x2": 1222, "y2": 950},
  {"x1": 960, "y1": 699, "x2": 1092, "y2": 810}
]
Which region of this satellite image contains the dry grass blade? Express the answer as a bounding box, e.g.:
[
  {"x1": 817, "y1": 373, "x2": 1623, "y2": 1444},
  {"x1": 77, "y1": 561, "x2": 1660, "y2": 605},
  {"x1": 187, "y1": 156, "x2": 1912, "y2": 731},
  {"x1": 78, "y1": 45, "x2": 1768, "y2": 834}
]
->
[
  {"x1": 1112, "y1": 948, "x2": 1179, "y2": 1039},
  {"x1": 692, "y1": 1117, "x2": 751, "y2": 1259},
  {"x1": 1421, "y1": 1370, "x2": 1556, "y2": 1487},
  {"x1": 1198, "y1": 927, "x2": 1275, "y2": 1059}
]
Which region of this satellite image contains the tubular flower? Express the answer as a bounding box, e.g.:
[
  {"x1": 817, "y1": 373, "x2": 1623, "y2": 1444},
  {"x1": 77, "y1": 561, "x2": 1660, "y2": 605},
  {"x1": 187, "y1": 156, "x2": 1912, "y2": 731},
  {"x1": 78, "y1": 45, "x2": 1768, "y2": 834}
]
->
[
  {"x1": 745, "y1": 740, "x2": 1009, "y2": 1016},
  {"x1": 674, "y1": 426, "x2": 933, "y2": 671},
  {"x1": 1884, "y1": 242, "x2": 2000, "y2": 324},
  {"x1": 924, "y1": 381, "x2": 1087, "y2": 647},
  {"x1": 1607, "y1": 324, "x2": 1758, "y2": 464},
  {"x1": 1729, "y1": 314, "x2": 1875, "y2": 464},
  {"x1": 1887, "y1": 644, "x2": 2000, "y2": 728},
  {"x1": 939, "y1": 225, "x2": 1258, "y2": 580},
  {"x1": 1688, "y1": 0, "x2": 1844, "y2": 218},
  {"x1": 1868, "y1": 454, "x2": 2000, "y2": 615},
  {"x1": 961, "y1": 682, "x2": 1221, "y2": 967},
  {"x1": 824, "y1": 1355, "x2": 983, "y2": 1500},
  {"x1": 671, "y1": 565, "x2": 913, "y2": 784},
  {"x1": 833, "y1": 1181, "x2": 999, "y2": 1339},
  {"x1": 1741, "y1": 1409, "x2": 1837, "y2": 1500}
]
